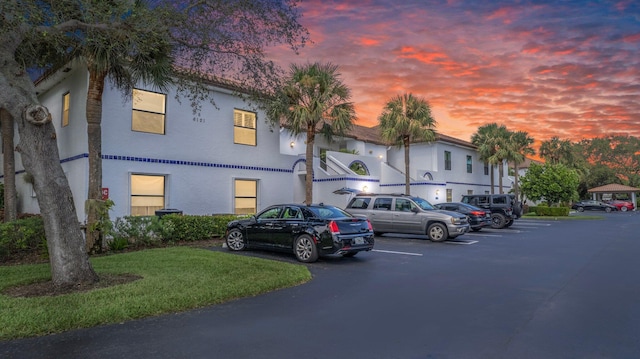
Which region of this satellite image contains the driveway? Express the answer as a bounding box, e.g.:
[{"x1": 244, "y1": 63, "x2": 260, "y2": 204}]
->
[{"x1": 2, "y1": 213, "x2": 640, "y2": 358}]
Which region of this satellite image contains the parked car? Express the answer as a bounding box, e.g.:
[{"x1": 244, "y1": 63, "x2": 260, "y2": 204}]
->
[
  {"x1": 345, "y1": 193, "x2": 470, "y2": 242},
  {"x1": 460, "y1": 193, "x2": 520, "y2": 229},
  {"x1": 607, "y1": 200, "x2": 635, "y2": 212},
  {"x1": 571, "y1": 200, "x2": 617, "y2": 213},
  {"x1": 434, "y1": 202, "x2": 492, "y2": 231},
  {"x1": 225, "y1": 204, "x2": 374, "y2": 263}
]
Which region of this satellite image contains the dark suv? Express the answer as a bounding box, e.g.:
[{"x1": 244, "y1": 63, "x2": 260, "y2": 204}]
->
[
  {"x1": 460, "y1": 194, "x2": 521, "y2": 229},
  {"x1": 345, "y1": 193, "x2": 470, "y2": 242}
]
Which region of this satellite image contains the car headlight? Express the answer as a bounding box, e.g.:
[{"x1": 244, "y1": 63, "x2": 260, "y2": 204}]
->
[{"x1": 451, "y1": 217, "x2": 463, "y2": 225}]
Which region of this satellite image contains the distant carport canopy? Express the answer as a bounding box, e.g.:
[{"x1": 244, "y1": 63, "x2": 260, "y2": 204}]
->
[{"x1": 587, "y1": 184, "x2": 640, "y2": 210}]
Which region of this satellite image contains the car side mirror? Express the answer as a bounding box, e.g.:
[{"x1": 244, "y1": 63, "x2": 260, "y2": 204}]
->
[{"x1": 411, "y1": 207, "x2": 420, "y2": 213}]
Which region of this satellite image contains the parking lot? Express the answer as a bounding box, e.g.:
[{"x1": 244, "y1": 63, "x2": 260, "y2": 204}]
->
[{"x1": 3, "y1": 213, "x2": 640, "y2": 359}]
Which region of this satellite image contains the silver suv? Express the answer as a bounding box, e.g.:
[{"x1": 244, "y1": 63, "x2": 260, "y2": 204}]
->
[{"x1": 345, "y1": 194, "x2": 470, "y2": 242}]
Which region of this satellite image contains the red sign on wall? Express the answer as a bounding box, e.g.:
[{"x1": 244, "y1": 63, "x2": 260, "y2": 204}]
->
[{"x1": 101, "y1": 188, "x2": 109, "y2": 200}]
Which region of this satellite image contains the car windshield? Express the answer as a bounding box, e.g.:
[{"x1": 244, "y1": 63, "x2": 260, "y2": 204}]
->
[
  {"x1": 411, "y1": 197, "x2": 436, "y2": 210},
  {"x1": 309, "y1": 206, "x2": 352, "y2": 219}
]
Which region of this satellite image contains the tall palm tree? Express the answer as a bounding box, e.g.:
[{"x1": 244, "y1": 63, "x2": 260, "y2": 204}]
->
[
  {"x1": 471, "y1": 123, "x2": 508, "y2": 194},
  {"x1": 81, "y1": 9, "x2": 174, "y2": 252},
  {"x1": 506, "y1": 130, "x2": 535, "y2": 202},
  {"x1": 378, "y1": 93, "x2": 436, "y2": 195},
  {"x1": 539, "y1": 136, "x2": 573, "y2": 165},
  {"x1": 267, "y1": 62, "x2": 356, "y2": 205}
]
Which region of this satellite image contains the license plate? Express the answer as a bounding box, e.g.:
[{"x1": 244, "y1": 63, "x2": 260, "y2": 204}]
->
[{"x1": 353, "y1": 237, "x2": 364, "y2": 245}]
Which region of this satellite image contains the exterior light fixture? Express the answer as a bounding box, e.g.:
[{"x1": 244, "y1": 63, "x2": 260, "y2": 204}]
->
[
  {"x1": 362, "y1": 186, "x2": 368, "y2": 193},
  {"x1": 290, "y1": 141, "x2": 295, "y2": 148}
]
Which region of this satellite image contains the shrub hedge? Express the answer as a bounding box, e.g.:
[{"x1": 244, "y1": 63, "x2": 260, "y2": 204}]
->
[
  {"x1": 0, "y1": 216, "x2": 47, "y2": 261},
  {"x1": 527, "y1": 206, "x2": 570, "y2": 216},
  {"x1": 1, "y1": 213, "x2": 246, "y2": 262}
]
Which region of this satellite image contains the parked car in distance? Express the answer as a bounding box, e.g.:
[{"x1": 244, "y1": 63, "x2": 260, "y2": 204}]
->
[
  {"x1": 460, "y1": 193, "x2": 521, "y2": 229},
  {"x1": 225, "y1": 204, "x2": 374, "y2": 263},
  {"x1": 571, "y1": 200, "x2": 617, "y2": 213},
  {"x1": 345, "y1": 193, "x2": 470, "y2": 242},
  {"x1": 434, "y1": 202, "x2": 492, "y2": 231},
  {"x1": 607, "y1": 200, "x2": 635, "y2": 212}
]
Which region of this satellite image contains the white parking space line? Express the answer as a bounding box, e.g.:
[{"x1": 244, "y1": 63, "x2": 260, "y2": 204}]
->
[
  {"x1": 372, "y1": 249, "x2": 423, "y2": 256},
  {"x1": 465, "y1": 233, "x2": 503, "y2": 237},
  {"x1": 445, "y1": 240, "x2": 478, "y2": 245}
]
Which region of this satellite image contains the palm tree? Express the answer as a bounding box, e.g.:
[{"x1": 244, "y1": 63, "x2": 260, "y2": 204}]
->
[
  {"x1": 539, "y1": 136, "x2": 573, "y2": 165},
  {"x1": 378, "y1": 93, "x2": 436, "y2": 195},
  {"x1": 81, "y1": 10, "x2": 174, "y2": 252},
  {"x1": 267, "y1": 62, "x2": 356, "y2": 205},
  {"x1": 471, "y1": 123, "x2": 508, "y2": 194},
  {"x1": 506, "y1": 130, "x2": 535, "y2": 202}
]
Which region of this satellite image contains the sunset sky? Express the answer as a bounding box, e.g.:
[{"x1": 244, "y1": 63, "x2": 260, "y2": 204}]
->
[{"x1": 268, "y1": 0, "x2": 640, "y2": 147}]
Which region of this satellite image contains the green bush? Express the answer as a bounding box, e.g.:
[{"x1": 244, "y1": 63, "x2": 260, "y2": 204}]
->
[
  {"x1": 159, "y1": 214, "x2": 238, "y2": 241},
  {"x1": 528, "y1": 206, "x2": 570, "y2": 216},
  {"x1": 0, "y1": 216, "x2": 46, "y2": 260},
  {"x1": 110, "y1": 216, "x2": 162, "y2": 247}
]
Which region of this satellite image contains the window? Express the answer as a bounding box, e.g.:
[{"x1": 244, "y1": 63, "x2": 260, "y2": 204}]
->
[
  {"x1": 373, "y1": 198, "x2": 392, "y2": 210},
  {"x1": 466, "y1": 155, "x2": 472, "y2": 173},
  {"x1": 130, "y1": 174, "x2": 165, "y2": 216},
  {"x1": 234, "y1": 109, "x2": 256, "y2": 146},
  {"x1": 235, "y1": 179, "x2": 257, "y2": 214},
  {"x1": 467, "y1": 190, "x2": 473, "y2": 195},
  {"x1": 444, "y1": 151, "x2": 452, "y2": 171},
  {"x1": 62, "y1": 92, "x2": 70, "y2": 127},
  {"x1": 484, "y1": 162, "x2": 489, "y2": 175},
  {"x1": 446, "y1": 189, "x2": 452, "y2": 202},
  {"x1": 132, "y1": 89, "x2": 166, "y2": 134},
  {"x1": 395, "y1": 198, "x2": 414, "y2": 212}
]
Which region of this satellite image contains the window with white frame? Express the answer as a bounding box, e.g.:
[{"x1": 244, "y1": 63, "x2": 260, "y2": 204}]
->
[
  {"x1": 132, "y1": 89, "x2": 166, "y2": 134},
  {"x1": 235, "y1": 179, "x2": 257, "y2": 214},
  {"x1": 130, "y1": 174, "x2": 165, "y2": 216},
  {"x1": 62, "y1": 92, "x2": 70, "y2": 127},
  {"x1": 466, "y1": 155, "x2": 472, "y2": 173},
  {"x1": 446, "y1": 189, "x2": 453, "y2": 202},
  {"x1": 444, "y1": 151, "x2": 452, "y2": 171},
  {"x1": 234, "y1": 109, "x2": 256, "y2": 146}
]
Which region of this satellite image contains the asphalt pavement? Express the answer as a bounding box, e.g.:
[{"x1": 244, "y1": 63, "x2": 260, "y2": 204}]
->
[{"x1": 2, "y1": 212, "x2": 640, "y2": 359}]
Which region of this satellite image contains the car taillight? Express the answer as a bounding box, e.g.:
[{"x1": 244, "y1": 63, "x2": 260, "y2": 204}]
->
[
  {"x1": 470, "y1": 211, "x2": 485, "y2": 216},
  {"x1": 328, "y1": 220, "x2": 340, "y2": 234},
  {"x1": 367, "y1": 219, "x2": 373, "y2": 231}
]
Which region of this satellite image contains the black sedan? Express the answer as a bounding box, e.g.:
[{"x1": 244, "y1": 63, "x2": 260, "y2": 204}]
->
[
  {"x1": 225, "y1": 204, "x2": 374, "y2": 263},
  {"x1": 434, "y1": 202, "x2": 492, "y2": 231},
  {"x1": 571, "y1": 200, "x2": 617, "y2": 213}
]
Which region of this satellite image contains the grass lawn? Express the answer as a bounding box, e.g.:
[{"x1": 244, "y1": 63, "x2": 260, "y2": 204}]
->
[{"x1": 0, "y1": 247, "x2": 311, "y2": 340}]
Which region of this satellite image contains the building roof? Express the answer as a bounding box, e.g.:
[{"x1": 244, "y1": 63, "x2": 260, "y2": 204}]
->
[{"x1": 587, "y1": 184, "x2": 640, "y2": 193}]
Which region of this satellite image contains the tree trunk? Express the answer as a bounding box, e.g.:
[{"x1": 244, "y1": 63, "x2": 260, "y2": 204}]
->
[
  {"x1": 514, "y1": 163, "x2": 520, "y2": 202},
  {"x1": 1, "y1": 108, "x2": 17, "y2": 222},
  {"x1": 498, "y1": 161, "x2": 504, "y2": 194},
  {"x1": 404, "y1": 136, "x2": 410, "y2": 195},
  {"x1": 490, "y1": 165, "x2": 495, "y2": 194},
  {"x1": 305, "y1": 126, "x2": 315, "y2": 205},
  {"x1": 1, "y1": 54, "x2": 99, "y2": 288},
  {"x1": 85, "y1": 68, "x2": 107, "y2": 253}
]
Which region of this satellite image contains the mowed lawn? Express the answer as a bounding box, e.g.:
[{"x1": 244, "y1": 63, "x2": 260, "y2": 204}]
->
[{"x1": 0, "y1": 247, "x2": 311, "y2": 340}]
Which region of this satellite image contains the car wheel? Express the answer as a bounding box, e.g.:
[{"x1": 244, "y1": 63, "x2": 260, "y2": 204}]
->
[
  {"x1": 342, "y1": 252, "x2": 358, "y2": 258},
  {"x1": 427, "y1": 223, "x2": 448, "y2": 242},
  {"x1": 577, "y1": 207, "x2": 584, "y2": 212},
  {"x1": 294, "y1": 234, "x2": 319, "y2": 263},
  {"x1": 226, "y1": 228, "x2": 246, "y2": 251},
  {"x1": 621, "y1": 206, "x2": 628, "y2": 212},
  {"x1": 491, "y1": 213, "x2": 506, "y2": 229},
  {"x1": 605, "y1": 207, "x2": 612, "y2": 213}
]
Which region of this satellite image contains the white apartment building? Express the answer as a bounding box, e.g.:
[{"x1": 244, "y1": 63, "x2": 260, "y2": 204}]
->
[{"x1": 1, "y1": 63, "x2": 511, "y2": 222}]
